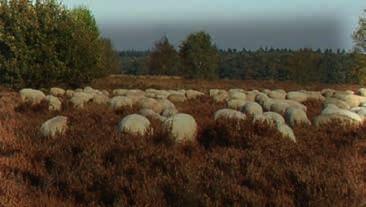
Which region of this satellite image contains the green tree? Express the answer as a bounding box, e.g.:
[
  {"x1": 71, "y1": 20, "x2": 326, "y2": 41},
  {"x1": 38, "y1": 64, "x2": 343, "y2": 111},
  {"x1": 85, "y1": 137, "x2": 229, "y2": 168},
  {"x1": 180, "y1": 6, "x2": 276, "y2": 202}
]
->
[
  {"x1": 65, "y1": 6, "x2": 103, "y2": 86},
  {"x1": 353, "y1": 10, "x2": 366, "y2": 53},
  {"x1": 148, "y1": 36, "x2": 180, "y2": 75},
  {"x1": 349, "y1": 52, "x2": 366, "y2": 84},
  {"x1": 179, "y1": 31, "x2": 219, "y2": 79},
  {"x1": 97, "y1": 38, "x2": 121, "y2": 75},
  {"x1": 352, "y1": 9, "x2": 366, "y2": 84},
  {"x1": 0, "y1": 0, "x2": 119, "y2": 88},
  {"x1": 0, "y1": 0, "x2": 69, "y2": 87}
]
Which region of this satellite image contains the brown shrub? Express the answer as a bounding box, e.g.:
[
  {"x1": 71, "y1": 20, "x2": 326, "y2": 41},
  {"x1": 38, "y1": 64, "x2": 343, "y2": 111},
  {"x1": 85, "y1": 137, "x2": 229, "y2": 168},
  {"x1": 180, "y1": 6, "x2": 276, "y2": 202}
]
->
[
  {"x1": 302, "y1": 98, "x2": 324, "y2": 121},
  {"x1": 0, "y1": 85, "x2": 366, "y2": 206}
]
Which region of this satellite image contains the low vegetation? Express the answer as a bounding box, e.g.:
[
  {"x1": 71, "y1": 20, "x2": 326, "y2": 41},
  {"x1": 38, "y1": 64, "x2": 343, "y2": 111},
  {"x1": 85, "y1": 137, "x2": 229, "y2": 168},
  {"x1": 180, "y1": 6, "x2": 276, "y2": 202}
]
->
[
  {"x1": 6, "y1": 79, "x2": 365, "y2": 202},
  {"x1": 0, "y1": 80, "x2": 366, "y2": 206}
]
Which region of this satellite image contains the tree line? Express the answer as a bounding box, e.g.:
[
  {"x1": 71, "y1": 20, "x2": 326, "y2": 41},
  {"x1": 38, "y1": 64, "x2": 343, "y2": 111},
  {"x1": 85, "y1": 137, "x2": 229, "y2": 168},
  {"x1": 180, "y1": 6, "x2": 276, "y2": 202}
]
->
[
  {"x1": 121, "y1": 46, "x2": 366, "y2": 84},
  {"x1": 120, "y1": 10, "x2": 366, "y2": 84},
  {"x1": 218, "y1": 48, "x2": 363, "y2": 84}
]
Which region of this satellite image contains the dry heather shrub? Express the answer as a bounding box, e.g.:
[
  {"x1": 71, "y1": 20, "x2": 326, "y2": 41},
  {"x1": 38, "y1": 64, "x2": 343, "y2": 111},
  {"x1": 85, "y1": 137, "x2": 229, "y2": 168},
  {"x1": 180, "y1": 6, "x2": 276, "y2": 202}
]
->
[
  {"x1": 0, "y1": 88, "x2": 366, "y2": 206},
  {"x1": 302, "y1": 98, "x2": 324, "y2": 121},
  {"x1": 14, "y1": 99, "x2": 50, "y2": 114}
]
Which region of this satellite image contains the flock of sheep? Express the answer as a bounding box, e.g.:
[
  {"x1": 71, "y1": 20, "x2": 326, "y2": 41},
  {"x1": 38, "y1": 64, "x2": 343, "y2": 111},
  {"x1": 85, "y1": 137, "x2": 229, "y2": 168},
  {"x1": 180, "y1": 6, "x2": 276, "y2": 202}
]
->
[{"x1": 18, "y1": 86, "x2": 366, "y2": 143}]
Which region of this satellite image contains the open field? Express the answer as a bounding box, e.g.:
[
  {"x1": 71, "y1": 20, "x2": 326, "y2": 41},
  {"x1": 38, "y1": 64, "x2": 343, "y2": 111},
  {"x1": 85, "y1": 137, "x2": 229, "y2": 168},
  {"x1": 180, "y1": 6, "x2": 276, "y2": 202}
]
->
[
  {"x1": 92, "y1": 74, "x2": 362, "y2": 91},
  {"x1": 0, "y1": 75, "x2": 366, "y2": 206}
]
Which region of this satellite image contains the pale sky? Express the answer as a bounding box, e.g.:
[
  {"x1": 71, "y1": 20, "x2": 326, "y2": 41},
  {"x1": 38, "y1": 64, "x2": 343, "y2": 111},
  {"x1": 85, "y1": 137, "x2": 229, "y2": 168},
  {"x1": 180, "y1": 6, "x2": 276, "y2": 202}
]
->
[{"x1": 61, "y1": 0, "x2": 366, "y2": 50}]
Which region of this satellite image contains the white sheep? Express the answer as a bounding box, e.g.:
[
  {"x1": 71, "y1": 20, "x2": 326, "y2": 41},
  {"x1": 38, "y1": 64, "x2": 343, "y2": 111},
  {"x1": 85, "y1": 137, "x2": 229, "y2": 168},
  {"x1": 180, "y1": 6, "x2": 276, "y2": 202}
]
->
[
  {"x1": 209, "y1": 89, "x2": 220, "y2": 97},
  {"x1": 276, "y1": 124, "x2": 296, "y2": 142},
  {"x1": 351, "y1": 107, "x2": 366, "y2": 119},
  {"x1": 168, "y1": 94, "x2": 187, "y2": 103},
  {"x1": 227, "y1": 99, "x2": 247, "y2": 110},
  {"x1": 137, "y1": 98, "x2": 163, "y2": 114},
  {"x1": 229, "y1": 89, "x2": 245, "y2": 93},
  {"x1": 118, "y1": 114, "x2": 151, "y2": 136},
  {"x1": 255, "y1": 93, "x2": 270, "y2": 106},
  {"x1": 358, "y1": 88, "x2": 366, "y2": 97},
  {"x1": 126, "y1": 89, "x2": 145, "y2": 102},
  {"x1": 270, "y1": 102, "x2": 290, "y2": 115},
  {"x1": 253, "y1": 112, "x2": 285, "y2": 126},
  {"x1": 70, "y1": 92, "x2": 94, "y2": 109},
  {"x1": 313, "y1": 114, "x2": 360, "y2": 127},
  {"x1": 92, "y1": 94, "x2": 110, "y2": 105},
  {"x1": 113, "y1": 89, "x2": 128, "y2": 96},
  {"x1": 245, "y1": 91, "x2": 260, "y2": 102},
  {"x1": 282, "y1": 100, "x2": 307, "y2": 112},
  {"x1": 242, "y1": 102, "x2": 263, "y2": 116},
  {"x1": 302, "y1": 91, "x2": 325, "y2": 101},
  {"x1": 109, "y1": 96, "x2": 133, "y2": 111},
  {"x1": 50, "y1": 87, "x2": 65, "y2": 97},
  {"x1": 163, "y1": 113, "x2": 198, "y2": 142},
  {"x1": 229, "y1": 91, "x2": 246, "y2": 100},
  {"x1": 19, "y1": 88, "x2": 46, "y2": 105},
  {"x1": 46, "y1": 95, "x2": 62, "y2": 111},
  {"x1": 161, "y1": 107, "x2": 178, "y2": 117},
  {"x1": 268, "y1": 90, "x2": 286, "y2": 100},
  {"x1": 139, "y1": 108, "x2": 164, "y2": 121},
  {"x1": 321, "y1": 89, "x2": 335, "y2": 97},
  {"x1": 214, "y1": 109, "x2": 247, "y2": 121},
  {"x1": 262, "y1": 99, "x2": 274, "y2": 112},
  {"x1": 324, "y1": 98, "x2": 350, "y2": 110},
  {"x1": 285, "y1": 107, "x2": 311, "y2": 127},
  {"x1": 212, "y1": 90, "x2": 229, "y2": 103},
  {"x1": 65, "y1": 90, "x2": 75, "y2": 98},
  {"x1": 157, "y1": 99, "x2": 176, "y2": 111},
  {"x1": 40, "y1": 116, "x2": 68, "y2": 138},
  {"x1": 321, "y1": 105, "x2": 362, "y2": 123},
  {"x1": 286, "y1": 91, "x2": 308, "y2": 102},
  {"x1": 186, "y1": 90, "x2": 205, "y2": 100},
  {"x1": 333, "y1": 94, "x2": 366, "y2": 108}
]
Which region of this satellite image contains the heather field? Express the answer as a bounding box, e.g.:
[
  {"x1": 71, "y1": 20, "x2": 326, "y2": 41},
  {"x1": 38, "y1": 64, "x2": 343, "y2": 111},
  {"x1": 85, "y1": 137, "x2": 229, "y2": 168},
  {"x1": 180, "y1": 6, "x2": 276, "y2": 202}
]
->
[{"x1": 0, "y1": 76, "x2": 366, "y2": 206}]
